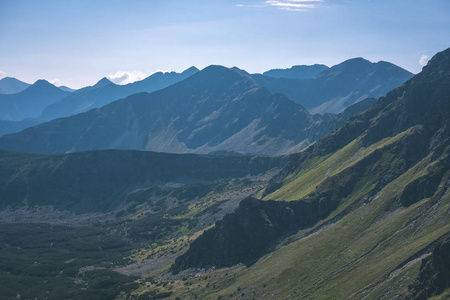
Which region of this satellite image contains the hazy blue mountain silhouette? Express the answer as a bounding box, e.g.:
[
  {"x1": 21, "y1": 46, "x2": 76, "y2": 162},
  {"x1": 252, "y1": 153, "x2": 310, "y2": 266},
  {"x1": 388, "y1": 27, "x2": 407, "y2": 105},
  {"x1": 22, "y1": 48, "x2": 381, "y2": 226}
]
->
[
  {"x1": 41, "y1": 67, "x2": 199, "y2": 120},
  {"x1": 0, "y1": 80, "x2": 70, "y2": 121},
  {"x1": 0, "y1": 66, "x2": 374, "y2": 155},
  {"x1": 57, "y1": 85, "x2": 76, "y2": 92},
  {"x1": 252, "y1": 58, "x2": 413, "y2": 114},
  {"x1": 263, "y1": 64, "x2": 328, "y2": 79},
  {"x1": 0, "y1": 77, "x2": 31, "y2": 94}
]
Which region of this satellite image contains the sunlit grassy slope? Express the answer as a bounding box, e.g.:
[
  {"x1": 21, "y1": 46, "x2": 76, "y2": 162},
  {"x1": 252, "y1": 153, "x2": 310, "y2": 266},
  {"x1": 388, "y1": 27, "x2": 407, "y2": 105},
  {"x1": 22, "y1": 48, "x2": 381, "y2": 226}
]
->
[
  {"x1": 127, "y1": 121, "x2": 449, "y2": 299},
  {"x1": 147, "y1": 142, "x2": 449, "y2": 300},
  {"x1": 128, "y1": 48, "x2": 450, "y2": 299},
  {"x1": 264, "y1": 127, "x2": 412, "y2": 202}
]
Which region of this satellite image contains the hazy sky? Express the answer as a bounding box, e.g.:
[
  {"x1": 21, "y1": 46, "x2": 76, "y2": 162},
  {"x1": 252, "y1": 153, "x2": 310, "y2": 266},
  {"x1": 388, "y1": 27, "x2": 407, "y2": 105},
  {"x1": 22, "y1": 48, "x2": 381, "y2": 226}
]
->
[{"x1": 1, "y1": 0, "x2": 449, "y2": 88}]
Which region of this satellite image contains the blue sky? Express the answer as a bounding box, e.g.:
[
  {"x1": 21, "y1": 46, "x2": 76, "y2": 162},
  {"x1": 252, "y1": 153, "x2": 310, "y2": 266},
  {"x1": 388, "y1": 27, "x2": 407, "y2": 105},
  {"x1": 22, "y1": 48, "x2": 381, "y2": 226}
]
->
[{"x1": 0, "y1": 0, "x2": 449, "y2": 88}]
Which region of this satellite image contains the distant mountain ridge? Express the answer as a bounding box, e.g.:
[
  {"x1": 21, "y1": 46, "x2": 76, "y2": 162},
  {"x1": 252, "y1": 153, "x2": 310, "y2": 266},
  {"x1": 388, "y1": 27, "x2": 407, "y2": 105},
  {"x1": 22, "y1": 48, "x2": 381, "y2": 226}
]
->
[
  {"x1": 0, "y1": 80, "x2": 70, "y2": 121},
  {"x1": 0, "y1": 58, "x2": 411, "y2": 140},
  {"x1": 263, "y1": 64, "x2": 329, "y2": 79},
  {"x1": 40, "y1": 67, "x2": 199, "y2": 120},
  {"x1": 0, "y1": 77, "x2": 31, "y2": 94},
  {"x1": 0, "y1": 68, "x2": 200, "y2": 136},
  {"x1": 0, "y1": 65, "x2": 376, "y2": 155},
  {"x1": 57, "y1": 85, "x2": 76, "y2": 92},
  {"x1": 253, "y1": 58, "x2": 413, "y2": 113}
]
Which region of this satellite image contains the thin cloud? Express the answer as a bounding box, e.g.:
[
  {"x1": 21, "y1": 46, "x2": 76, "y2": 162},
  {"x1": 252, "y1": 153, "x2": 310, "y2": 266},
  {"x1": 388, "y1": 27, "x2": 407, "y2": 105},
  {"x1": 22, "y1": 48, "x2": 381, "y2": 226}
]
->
[
  {"x1": 237, "y1": 0, "x2": 323, "y2": 11},
  {"x1": 49, "y1": 78, "x2": 61, "y2": 86},
  {"x1": 419, "y1": 54, "x2": 429, "y2": 67},
  {"x1": 107, "y1": 70, "x2": 148, "y2": 85},
  {"x1": 0, "y1": 71, "x2": 6, "y2": 80},
  {"x1": 266, "y1": 1, "x2": 316, "y2": 9}
]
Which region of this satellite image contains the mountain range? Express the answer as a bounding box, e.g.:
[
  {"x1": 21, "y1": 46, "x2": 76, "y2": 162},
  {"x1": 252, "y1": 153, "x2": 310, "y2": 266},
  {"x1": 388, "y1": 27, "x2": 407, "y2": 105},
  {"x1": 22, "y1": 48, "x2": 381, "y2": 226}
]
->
[
  {"x1": 40, "y1": 67, "x2": 199, "y2": 120},
  {"x1": 0, "y1": 58, "x2": 411, "y2": 129},
  {"x1": 0, "y1": 68, "x2": 200, "y2": 136},
  {"x1": 252, "y1": 57, "x2": 413, "y2": 113},
  {"x1": 0, "y1": 66, "x2": 378, "y2": 155}
]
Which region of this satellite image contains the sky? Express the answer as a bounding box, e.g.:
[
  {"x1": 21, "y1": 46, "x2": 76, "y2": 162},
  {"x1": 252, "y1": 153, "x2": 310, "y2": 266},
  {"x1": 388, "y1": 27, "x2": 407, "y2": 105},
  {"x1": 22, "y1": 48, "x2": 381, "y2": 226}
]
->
[{"x1": 0, "y1": 0, "x2": 449, "y2": 89}]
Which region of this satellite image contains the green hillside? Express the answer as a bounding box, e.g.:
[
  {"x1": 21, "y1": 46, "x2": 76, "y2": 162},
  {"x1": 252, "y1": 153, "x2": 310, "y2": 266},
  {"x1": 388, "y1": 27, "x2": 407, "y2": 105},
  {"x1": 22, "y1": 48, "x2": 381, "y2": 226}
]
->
[{"x1": 130, "y1": 48, "x2": 450, "y2": 299}]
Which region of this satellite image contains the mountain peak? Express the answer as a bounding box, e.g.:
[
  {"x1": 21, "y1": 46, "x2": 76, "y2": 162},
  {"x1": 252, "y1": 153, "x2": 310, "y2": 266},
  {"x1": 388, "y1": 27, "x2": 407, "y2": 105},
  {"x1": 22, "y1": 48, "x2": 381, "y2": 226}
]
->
[
  {"x1": 199, "y1": 65, "x2": 250, "y2": 78},
  {"x1": 0, "y1": 77, "x2": 31, "y2": 94},
  {"x1": 94, "y1": 77, "x2": 113, "y2": 88},
  {"x1": 1, "y1": 76, "x2": 27, "y2": 83},
  {"x1": 336, "y1": 57, "x2": 373, "y2": 68},
  {"x1": 186, "y1": 65, "x2": 254, "y2": 90},
  {"x1": 182, "y1": 66, "x2": 199, "y2": 75},
  {"x1": 316, "y1": 56, "x2": 404, "y2": 80},
  {"x1": 26, "y1": 79, "x2": 61, "y2": 92},
  {"x1": 421, "y1": 47, "x2": 450, "y2": 76},
  {"x1": 33, "y1": 79, "x2": 53, "y2": 86}
]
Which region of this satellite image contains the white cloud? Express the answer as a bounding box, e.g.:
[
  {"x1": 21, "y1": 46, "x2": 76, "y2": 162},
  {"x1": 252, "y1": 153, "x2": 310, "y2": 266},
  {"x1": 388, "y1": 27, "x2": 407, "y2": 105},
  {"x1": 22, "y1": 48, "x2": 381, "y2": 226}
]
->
[
  {"x1": 237, "y1": 0, "x2": 323, "y2": 11},
  {"x1": 49, "y1": 78, "x2": 61, "y2": 86},
  {"x1": 419, "y1": 54, "x2": 429, "y2": 67},
  {"x1": 107, "y1": 70, "x2": 148, "y2": 85},
  {"x1": 0, "y1": 71, "x2": 6, "y2": 80},
  {"x1": 266, "y1": 1, "x2": 316, "y2": 9}
]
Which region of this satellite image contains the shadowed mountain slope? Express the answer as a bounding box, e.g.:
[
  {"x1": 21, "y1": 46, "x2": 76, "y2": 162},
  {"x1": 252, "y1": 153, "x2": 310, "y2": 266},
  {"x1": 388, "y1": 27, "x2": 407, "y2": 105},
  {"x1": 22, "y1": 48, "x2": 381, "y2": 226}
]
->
[
  {"x1": 0, "y1": 119, "x2": 42, "y2": 137},
  {"x1": 0, "y1": 148, "x2": 285, "y2": 214}
]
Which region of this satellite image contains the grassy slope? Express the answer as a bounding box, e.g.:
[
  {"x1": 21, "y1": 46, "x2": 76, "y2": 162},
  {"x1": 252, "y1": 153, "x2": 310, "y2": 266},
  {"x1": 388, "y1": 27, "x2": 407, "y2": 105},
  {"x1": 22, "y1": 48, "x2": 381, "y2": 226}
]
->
[
  {"x1": 131, "y1": 125, "x2": 449, "y2": 299},
  {"x1": 264, "y1": 127, "x2": 412, "y2": 202}
]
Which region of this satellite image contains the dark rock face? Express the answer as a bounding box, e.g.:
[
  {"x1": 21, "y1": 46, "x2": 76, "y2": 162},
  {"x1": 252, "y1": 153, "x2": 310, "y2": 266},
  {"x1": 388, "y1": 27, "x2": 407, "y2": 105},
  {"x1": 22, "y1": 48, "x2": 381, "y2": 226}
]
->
[
  {"x1": 398, "y1": 172, "x2": 443, "y2": 207},
  {"x1": 407, "y1": 237, "x2": 450, "y2": 300},
  {"x1": 171, "y1": 197, "x2": 336, "y2": 273}
]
